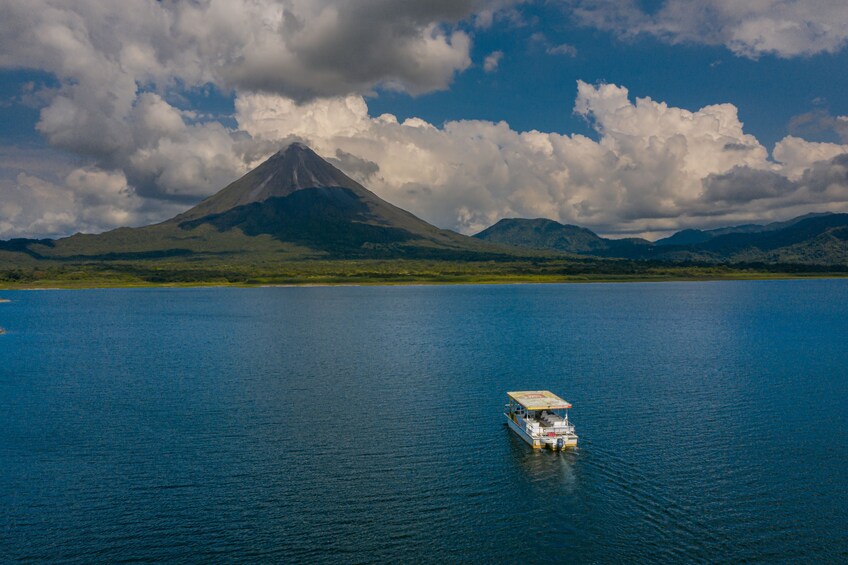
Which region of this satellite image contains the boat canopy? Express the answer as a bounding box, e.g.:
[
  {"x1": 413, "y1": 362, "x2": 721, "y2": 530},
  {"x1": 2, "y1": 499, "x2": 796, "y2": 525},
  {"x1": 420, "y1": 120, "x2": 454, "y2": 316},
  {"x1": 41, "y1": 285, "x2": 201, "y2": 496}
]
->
[{"x1": 507, "y1": 390, "x2": 572, "y2": 410}]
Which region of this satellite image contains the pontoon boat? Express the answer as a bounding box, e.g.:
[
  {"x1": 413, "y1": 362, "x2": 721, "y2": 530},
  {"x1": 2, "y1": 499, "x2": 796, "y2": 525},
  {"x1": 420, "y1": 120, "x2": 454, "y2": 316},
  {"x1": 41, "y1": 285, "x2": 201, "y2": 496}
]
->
[{"x1": 505, "y1": 391, "x2": 578, "y2": 450}]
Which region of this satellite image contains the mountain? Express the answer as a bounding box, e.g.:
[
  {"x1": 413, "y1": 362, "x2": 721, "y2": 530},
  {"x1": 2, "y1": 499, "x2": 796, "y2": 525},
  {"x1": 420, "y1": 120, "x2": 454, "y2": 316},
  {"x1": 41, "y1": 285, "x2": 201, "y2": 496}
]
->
[
  {"x1": 11, "y1": 143, "x2": 513, "y2": 263},
  {"x1": 474, "y1": 218, "x2": 609, "y2": 253},
  {"x1": 474, "y1": 218, "x2": 651, "y2": 257},
  {"x1": 693, "y1": 213, "x2": 848, "y2": 264},
  {"x1": 655, "y1": 212, "x2": 834, "y2": 246},
  {"x1": 653, "y1": 229, "x2": 713, "y2": 247},
  {"x1": 473, "y1": 214, "x2": 848, "y2": 265},
  {"x1": 167, "y1": 142, "x2": 486, "y2": 256},
  {"x1": 175, "y1": 142, "x2": 383, "y2": 222}
]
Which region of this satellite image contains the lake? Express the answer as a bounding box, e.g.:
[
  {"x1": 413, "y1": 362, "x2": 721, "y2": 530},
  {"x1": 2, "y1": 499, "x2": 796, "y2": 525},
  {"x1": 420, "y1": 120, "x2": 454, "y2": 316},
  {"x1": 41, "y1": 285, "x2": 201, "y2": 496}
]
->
[{"x1": 2, "y1": 281, "x2": 847, "y2": 562}]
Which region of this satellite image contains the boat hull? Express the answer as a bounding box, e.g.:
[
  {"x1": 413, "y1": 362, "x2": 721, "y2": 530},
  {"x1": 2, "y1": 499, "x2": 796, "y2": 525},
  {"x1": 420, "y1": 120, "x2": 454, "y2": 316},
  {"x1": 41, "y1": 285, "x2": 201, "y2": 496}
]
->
[
  {"x1": 504, "y1": 413, "x2": 578, "y2": 450},
  {"x1": 505, "y1": 413, "x2": 542, "y2": 448}
]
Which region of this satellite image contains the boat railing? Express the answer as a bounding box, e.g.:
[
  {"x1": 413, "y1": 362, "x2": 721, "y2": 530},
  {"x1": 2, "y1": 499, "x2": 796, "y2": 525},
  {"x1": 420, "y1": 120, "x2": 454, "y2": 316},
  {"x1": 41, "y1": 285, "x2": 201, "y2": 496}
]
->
[
  {"x1": 539, "y1": 423, "x2": 576, "y2": 434},
  {"x1": 505, "y1": 410, "x2": 576, "y2": 436}
]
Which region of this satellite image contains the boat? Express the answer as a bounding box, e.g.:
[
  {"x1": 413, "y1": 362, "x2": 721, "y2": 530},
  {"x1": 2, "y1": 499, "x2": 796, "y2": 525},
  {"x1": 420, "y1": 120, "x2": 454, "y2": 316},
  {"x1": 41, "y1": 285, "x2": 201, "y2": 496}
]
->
[{"x1": 504, "y1": 391, "x2": 578, "y2": 450}]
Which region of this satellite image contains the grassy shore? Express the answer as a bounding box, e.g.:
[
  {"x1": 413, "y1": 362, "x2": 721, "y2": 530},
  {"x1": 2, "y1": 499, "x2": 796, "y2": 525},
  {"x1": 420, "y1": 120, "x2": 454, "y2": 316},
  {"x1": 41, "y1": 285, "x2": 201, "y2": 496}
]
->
[{"x1": 0, "y1": 259, "x2": 845, "y2": 289}]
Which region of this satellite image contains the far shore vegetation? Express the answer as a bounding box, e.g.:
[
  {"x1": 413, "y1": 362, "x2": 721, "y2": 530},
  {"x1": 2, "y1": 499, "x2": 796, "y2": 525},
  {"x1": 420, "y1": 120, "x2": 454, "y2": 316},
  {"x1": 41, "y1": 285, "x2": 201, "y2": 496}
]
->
[{"x1": 1, "y1": 259, "x2": 845, "y2": 289}]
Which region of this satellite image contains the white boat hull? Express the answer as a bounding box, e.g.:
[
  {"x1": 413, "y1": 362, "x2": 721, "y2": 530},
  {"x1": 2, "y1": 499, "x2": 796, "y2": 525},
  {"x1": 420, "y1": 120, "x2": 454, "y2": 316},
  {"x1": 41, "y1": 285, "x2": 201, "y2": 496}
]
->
[
  {"x1": 505, "y1": 413, "x2": 578, "y2": 450},
  {"x1": 506, "y1": 413, "x2": 542, "y2": 448}
]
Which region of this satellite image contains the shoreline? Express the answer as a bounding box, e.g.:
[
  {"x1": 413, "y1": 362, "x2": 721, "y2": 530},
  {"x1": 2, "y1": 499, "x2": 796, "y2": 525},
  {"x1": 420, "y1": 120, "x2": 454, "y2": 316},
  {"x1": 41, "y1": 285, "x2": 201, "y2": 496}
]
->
[{"x1": 1, "y1": 272, "x2": 846, "y2": 291}]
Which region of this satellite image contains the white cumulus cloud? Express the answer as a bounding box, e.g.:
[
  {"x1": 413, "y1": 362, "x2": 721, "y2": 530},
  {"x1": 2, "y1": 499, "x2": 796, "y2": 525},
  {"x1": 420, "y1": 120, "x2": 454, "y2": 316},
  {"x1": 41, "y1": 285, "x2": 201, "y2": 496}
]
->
[
  {"x1": 1, "y1": 0, "x2": 848, "y2": 239},
  {"x1": 5, "y1": 80, "x2": 848, "y2": 239},
  {"x1": 0, "y1": 0, "x2": 516, "y2": 213},
  {"x1": 234, "y1": 82, "x2": 848, "y2": 237}
]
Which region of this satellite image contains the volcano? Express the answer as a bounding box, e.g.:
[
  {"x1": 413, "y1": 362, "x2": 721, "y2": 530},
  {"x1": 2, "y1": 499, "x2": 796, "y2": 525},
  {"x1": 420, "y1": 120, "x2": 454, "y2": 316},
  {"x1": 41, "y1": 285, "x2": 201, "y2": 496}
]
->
[
  {"x1": 170, "y1": 142, "x2": 476, "y2": 254},
  {"x1": 176, "y1": 142, "x2": 376, "y2": 221},
  {"x1": 23, "y1": 143, "x2": 501, "y2": 261}
]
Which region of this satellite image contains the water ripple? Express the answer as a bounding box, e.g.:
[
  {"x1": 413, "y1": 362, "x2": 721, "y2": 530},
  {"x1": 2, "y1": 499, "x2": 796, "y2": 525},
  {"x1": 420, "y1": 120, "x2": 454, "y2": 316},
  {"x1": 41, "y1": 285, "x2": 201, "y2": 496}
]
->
[{"x1": 1, "y1": 281, "x2": 847, "y2": 562}]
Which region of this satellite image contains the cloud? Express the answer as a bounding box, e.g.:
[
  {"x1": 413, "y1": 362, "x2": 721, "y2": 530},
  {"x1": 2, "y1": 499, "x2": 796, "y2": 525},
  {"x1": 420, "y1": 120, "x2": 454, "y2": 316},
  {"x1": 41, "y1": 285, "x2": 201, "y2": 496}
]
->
[
  {"x1": 568, "y1": 0, "x2": 848, "y2": 58},
  {"x1": 773, "y1": 136, "x2": 848, "y2": 179},
  {"x1": 0, "y1": 0, "x2": 527, "y2": 235},
  {"x1": 0, "y1": 0, "x2": 505, "y2": 101},
  {"x1": 702, "y1": 167, "x2": 795, "y2": 204},
  {"x1": 700, "y1": 154, "x2": 848, "y2": 218},
  {"x1": 788, "y1": 109, "x2": 848, "y2": 143},
  {"x1": 1, "y1": 0, "x2": 847, "y2": 240},
  {"x1": 0, "y1": 165, "x2": 184, "y2": 239},
  {"x1": 4, "y1": 81, "x2": 848, "y2": 238},
  {"x1": 483, "y1": 50, "x2": 504, "y2": 72},
  {"x1": 530, "y1": 32, "x2": 578, "y2": 57},
  {"x1": 0, "y1": 145, "x2": 187, "y2": 238},
  {"x1": 546, "y1": 43, "x2": 578, "y2": 57},
  {"x1": 234, "y1": 82, "x2": 848, "y2": 237},
  {"x1": 33, "y1": 89, "x2": 252, "y2": 205},
  {"x1": 328, "y1": 150, "x2": 380, "y2": 182}
]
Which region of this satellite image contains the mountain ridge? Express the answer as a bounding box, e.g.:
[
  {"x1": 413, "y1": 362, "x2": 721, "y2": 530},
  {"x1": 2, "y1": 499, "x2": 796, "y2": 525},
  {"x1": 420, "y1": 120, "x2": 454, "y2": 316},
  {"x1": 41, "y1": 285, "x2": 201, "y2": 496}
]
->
[
  {"x1": 473, "y1": 214, "x2": 848, "y2": 265},
  {"x1": 654, "y1": 212, "x2": 834, "y2": 246}
]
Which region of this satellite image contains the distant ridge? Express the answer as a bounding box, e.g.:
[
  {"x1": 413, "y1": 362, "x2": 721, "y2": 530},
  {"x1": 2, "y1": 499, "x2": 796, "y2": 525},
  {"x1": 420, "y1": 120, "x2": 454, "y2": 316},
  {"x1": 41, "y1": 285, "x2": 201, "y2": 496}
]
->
[
  {"x1": 474, "y1": 214, "x2": 848, "y2": 265},
  {"x1": 654, "y1": 212, "x2": 834, "y2": 246},
  {"x1": 473, "y1": 217, "x2": 650, "y2": 257}
]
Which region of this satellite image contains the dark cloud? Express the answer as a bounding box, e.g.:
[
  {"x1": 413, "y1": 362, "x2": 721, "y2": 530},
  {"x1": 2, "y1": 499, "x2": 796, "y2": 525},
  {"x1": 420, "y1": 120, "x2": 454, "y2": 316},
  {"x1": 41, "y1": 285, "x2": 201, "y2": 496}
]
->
[
  {"x1": 723, "y1": 143, "x2": 753, "y2": 151},
  {"x1": 699, "y1": 153, "x2": 848, "y2": 213},
  {"x1": 799, "y1": 153, "x2": 848, "y2": 193},
  {"x1": 224, "y1": 1, "x2": 481, "y2": 100},
  {"x1": 788, "y1": 109, "x2": 848, "y2": 143},
  {"x1": 329, "y1": 149, "x2": 380, "y2": 182},
  {"x1": 703, "y1": 167, "x2": 794, "y2": 203}
]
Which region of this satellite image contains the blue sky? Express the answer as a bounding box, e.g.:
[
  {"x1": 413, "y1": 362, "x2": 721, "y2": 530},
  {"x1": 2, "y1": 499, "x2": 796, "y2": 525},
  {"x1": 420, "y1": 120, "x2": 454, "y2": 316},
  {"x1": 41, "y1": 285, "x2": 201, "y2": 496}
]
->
[
  {"x1": 370, "y1": 2, "x2": 848, "y2": 149},
  {"x1": 2, "y1": 1, "x2": 848, "y2": 239}
]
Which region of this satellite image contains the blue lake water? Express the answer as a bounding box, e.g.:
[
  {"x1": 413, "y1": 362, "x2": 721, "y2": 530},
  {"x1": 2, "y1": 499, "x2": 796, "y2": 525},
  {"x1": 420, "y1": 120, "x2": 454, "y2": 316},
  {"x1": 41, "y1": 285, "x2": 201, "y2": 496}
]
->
[{"x1": 1, "y1": 281, "x2": 847, "y2": 562}]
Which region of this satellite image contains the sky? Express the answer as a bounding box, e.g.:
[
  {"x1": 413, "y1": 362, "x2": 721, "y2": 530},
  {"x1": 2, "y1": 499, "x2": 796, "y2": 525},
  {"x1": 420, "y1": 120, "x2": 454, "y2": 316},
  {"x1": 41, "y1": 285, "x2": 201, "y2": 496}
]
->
[{"x1": 2, "y1": 1, "x2": 848, "y2": 240}]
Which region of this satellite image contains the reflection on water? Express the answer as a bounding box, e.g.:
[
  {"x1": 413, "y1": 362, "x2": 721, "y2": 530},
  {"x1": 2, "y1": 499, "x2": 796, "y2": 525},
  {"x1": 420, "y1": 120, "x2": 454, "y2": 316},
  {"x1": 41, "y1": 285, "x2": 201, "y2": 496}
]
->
[{"x1": 505, "y1": 428, "x2": 580, "y2": 490}]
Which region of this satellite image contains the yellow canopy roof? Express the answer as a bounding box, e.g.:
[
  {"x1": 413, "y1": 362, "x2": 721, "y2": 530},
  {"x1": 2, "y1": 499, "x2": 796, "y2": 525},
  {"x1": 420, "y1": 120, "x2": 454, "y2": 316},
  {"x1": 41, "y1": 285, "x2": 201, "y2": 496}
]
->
[{"x1": 508, "y1": 390, "x2": 572, "y2": 410}]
